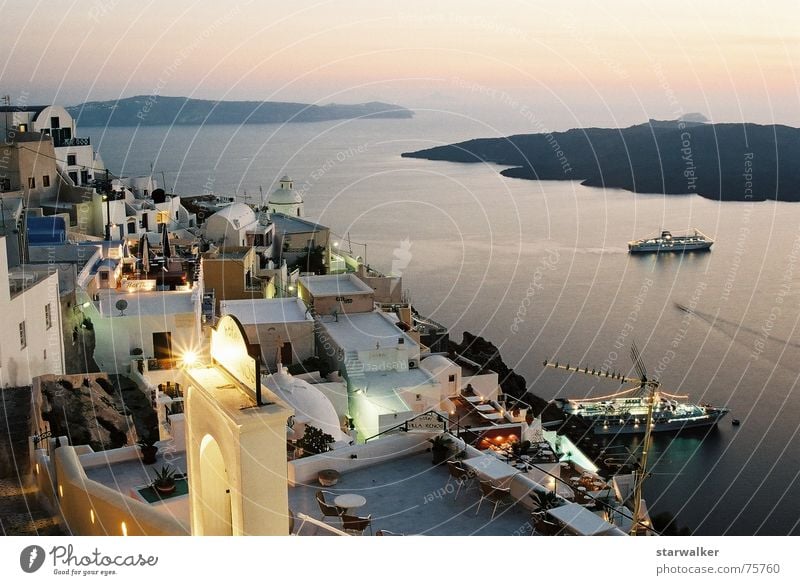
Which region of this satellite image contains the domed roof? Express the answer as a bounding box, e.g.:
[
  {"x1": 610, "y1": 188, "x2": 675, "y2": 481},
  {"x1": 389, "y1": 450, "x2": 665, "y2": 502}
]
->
[
  {"x1": 207, "y1": 203, "x2": 256, "y2": 228},
  {"x1": 269, "y1": 176, "x2": 303, "y2": 205},
  {"x1": 421, "y1": 355, "x2": 458, "y2": 376},
  {"x1": 266, "y1": 370, "x2": 347, "y2": 442}
]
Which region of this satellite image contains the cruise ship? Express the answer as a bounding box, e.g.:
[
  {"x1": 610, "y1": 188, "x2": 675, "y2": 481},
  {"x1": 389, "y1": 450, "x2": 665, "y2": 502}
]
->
[
  {"x1": 553, "y1": 392, "x2": 730, "y2": 435},
  {"x1": 628, "y1": 229, "x2": 713, "y2": 253}
]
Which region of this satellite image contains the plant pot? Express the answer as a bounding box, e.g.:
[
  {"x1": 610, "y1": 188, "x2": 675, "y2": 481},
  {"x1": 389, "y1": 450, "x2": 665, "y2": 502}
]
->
[
  {"x1": 318, "y1": 469, "x2": 340, "y2": 487},
  {"x1": 140, "y1": 445, "x2": 158, "y2": 465},
  {"x1": 432, "y1": 448, "x2": 450, "y2": 465},
  {"x1": 154, "y1": 481, "x2": 176, "y2": 495}
]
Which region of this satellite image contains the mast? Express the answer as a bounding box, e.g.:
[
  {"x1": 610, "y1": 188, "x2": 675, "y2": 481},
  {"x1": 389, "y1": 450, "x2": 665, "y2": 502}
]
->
[{"x1": 630, "y1": 383, "x2": 655, "y2": 535}]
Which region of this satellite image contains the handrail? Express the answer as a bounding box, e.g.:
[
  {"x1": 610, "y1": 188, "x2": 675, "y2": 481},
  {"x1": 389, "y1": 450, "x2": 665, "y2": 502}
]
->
[
  {"x1": 295, "y1": 513, "x2": 350, "y2": 536},
  {"x1": 363, "y1": 409, "x2": 450, "y2": 443}
]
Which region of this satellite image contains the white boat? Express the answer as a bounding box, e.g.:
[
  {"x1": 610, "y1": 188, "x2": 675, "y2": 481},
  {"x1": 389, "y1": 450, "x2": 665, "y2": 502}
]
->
[
  {"x1": 628, "y1": 229, "x2": 713, "y2": 253},
  {"x1": 553, "y1": 393, "x2": 729, "y2": 435}
]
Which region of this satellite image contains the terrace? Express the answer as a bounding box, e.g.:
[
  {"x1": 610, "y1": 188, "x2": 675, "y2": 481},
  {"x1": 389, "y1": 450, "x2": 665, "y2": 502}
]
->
[{"x1": 289, "y1": 451, "x2": 534, "y2": 536}]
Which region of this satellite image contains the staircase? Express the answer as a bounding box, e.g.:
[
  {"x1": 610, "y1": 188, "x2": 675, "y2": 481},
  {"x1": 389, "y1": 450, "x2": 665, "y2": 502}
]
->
[
  {"x1": 0, "y1": 387, "x2": 63, "y2": 536},
  {"x1": 343, "y1": 351, "x2": 365, "y2": 384}
]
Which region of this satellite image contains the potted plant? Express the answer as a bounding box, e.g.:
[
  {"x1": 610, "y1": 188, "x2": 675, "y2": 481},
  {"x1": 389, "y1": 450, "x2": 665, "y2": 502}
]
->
[
  {"x1": 137, "y1": 434, "x2": 158, "y2": 464},
  {"x1": 152, "y1": 465, "x2": 177, "y2": 495},
  {"x1": 296, "y1": 425, "x2": 335, "y2": 458},
  {"x1": 429, "y1": 434, "x2": 454, "y2": 465}
]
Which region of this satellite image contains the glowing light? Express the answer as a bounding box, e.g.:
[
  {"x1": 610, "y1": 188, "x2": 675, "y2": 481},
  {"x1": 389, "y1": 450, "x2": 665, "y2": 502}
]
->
[
  {"x1": 82, "y1": 301, "x2": 91, "y2": 308},
  {"x1": 121, "y1": 521, "x2": 128, "y2": 536},
  {"x1": 90, "y1": 509, "x2": 95, "y2": 524},
  {"x1": 35, "y1": 463, "x2": 39, "y2": 474},
  {"x1": 181, "y1": 350, "x2": 199, "y2": 368},
  {"x1": 58, "y1": 485, "x2": 63, "y2": 498},
  {"x1": 288, "y1": 285, "x2": 296, "y2": 292},
  {"x1": 333, "y1": 242, "x2": 339, "y2": 247}
]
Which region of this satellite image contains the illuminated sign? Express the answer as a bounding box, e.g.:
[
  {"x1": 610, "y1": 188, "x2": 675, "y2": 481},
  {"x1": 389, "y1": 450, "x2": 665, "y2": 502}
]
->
[
  {"x1": 211, "y1": 314, "x2": 260, "y2": 401},
  {"x1": 120, "y1": 279, "x2": 156, "y2": 291},
  {"x1": 407, "y1": 412, "x2": 446, "y2": 432}
]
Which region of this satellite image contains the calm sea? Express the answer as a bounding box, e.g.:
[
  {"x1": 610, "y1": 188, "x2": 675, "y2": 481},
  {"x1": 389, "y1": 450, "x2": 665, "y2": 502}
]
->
[{"x1": 87, "y1": 111, "x2": 800, "y2": 535}]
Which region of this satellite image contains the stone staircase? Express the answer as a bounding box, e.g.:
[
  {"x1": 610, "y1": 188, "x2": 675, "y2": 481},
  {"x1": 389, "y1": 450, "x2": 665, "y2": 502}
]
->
[
  {"x1": 0, "y1": 387, "x2": 63, "y2": 536},
  {"x1": 343, "y1": 351, "x2": 365, "y2": 384}
]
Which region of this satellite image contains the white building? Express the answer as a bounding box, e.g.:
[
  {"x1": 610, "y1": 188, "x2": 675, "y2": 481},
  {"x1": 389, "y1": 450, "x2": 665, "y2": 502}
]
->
[
  {"x1": 1, "y1": 104, "x2": 104, "y2": 187},
  {"x1": 0, "y1": 236, "x2": 64, "y2": 387},
  {"x1": 219, "y1": 298, "x2": 314, "y2": 369},
  {"x1": 76, "y1": 246, "x2": 203, "y2": 373},
  {"x1": 267, "y1": 176, "x2": 303, "y2": 217},
  {"x1": 204, "y1": 203, "x2": 273, "y2": 248}
]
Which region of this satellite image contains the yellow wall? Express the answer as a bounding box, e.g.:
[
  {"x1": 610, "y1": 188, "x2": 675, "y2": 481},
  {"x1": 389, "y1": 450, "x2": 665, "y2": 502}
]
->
[{"x1": 54, "y1": 447, "x2": 189, "y2": 536}]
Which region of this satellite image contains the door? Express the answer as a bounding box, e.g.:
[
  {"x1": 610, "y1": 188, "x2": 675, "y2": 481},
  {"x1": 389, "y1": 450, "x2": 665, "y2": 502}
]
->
[
  {"x1": 152, "y1": 332, "x2": 173, "y2": 360},
  {"x1": 280, "y1": 341, "x2": 293, "y2": 365}
]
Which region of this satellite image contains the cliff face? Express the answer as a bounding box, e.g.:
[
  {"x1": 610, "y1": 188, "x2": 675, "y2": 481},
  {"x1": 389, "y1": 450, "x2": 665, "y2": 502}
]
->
[
  {"x1": 403, "y1": 120, "x2": 800, "y2": 201},
  {"x1": 67, "y1": 96, "x2": 413, "y2": 126},
  {"x1": 449, "y1": 331, "x2": 548, "y2": 414}
]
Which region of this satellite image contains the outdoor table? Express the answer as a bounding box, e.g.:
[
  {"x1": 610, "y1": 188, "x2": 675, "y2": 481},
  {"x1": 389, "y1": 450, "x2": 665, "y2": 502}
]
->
[
  {"x1": 334, "y1": 493, "x2": 367, "y2": 513},
  {"x1": 463, "y1": 455, "x2": 521, "y2": 486}
]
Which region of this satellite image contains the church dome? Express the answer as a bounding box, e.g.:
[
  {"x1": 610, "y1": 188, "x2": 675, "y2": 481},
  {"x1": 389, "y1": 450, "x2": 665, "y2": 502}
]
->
[{"x1": 269, "y1": 175, "x2": 303, "y2": 205}]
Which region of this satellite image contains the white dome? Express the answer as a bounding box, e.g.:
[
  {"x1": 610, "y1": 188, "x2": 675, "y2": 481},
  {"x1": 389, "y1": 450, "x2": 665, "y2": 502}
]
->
[
  {"x1": 269, "y1": 176, "x2": 303, "y2": 205},
  {"x1": 207, "y1": 203, "x2": 256, "y2": 229},
  {"x1": 266, "y1": 370, "x2": 347, "y2": 442}
]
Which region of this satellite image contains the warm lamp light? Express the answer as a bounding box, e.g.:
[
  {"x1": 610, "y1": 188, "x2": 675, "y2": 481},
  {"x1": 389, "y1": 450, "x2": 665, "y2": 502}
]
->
[{"x1": 181, "y1": 350, "x2": 199, "y2": 367}]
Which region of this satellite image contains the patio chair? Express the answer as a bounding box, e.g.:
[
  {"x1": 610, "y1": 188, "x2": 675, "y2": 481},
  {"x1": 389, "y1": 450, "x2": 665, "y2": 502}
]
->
[
  {"x1": 530, "y1": 510, "x2": 561, "y2": 536},
  {"x1": 316, "y1": 490, "x2": 343, "y2": 523},
  {"x1": 446, "y1": 460, "x2": 476, "y2": 499},
  {"x1": 475, "y1": 480, "x2": 513, "y2": 520},
  {"x1": 341, "y1": 514, "x2": 373, "y2": 535}
]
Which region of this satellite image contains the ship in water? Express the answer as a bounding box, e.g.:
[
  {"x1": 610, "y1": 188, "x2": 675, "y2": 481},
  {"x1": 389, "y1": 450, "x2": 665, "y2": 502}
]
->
[
  {"x1": 544, "y1": 344, "x2": 729, "y2": 435},
  {"x1": 628, "y1": 229, "x2": 713, "y2": 253}
]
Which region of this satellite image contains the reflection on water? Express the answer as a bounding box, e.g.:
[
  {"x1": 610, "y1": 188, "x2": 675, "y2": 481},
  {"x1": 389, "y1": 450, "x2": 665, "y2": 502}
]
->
[{"x1": 89, "y1": 112, "x2": 800, "y2": 534}]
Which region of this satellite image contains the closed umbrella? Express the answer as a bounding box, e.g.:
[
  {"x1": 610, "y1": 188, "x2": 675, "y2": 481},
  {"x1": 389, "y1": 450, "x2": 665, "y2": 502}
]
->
[
  {"x1": 140, "y1": 234, "x2": 151, "y2": 275},
  {"x1": 162, "y1": 224, "x2": 172, "y2": 259}
]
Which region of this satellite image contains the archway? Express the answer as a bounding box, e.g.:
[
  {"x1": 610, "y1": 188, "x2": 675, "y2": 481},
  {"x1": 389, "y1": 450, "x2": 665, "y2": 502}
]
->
[{"x1": 198, "y1": 434, "x2": 232, "y2": 535}]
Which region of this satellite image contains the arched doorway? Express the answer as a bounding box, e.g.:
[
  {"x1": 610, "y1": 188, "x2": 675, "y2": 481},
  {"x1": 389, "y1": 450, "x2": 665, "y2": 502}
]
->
[{"x1": 198, "y1": 434, "x2": 232, "y2": 535}]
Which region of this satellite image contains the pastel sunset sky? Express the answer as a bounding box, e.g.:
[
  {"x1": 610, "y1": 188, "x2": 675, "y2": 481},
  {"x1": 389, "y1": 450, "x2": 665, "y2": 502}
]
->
[{"x1": 1, "y1": 0, "x2": 797, "y2": 128}]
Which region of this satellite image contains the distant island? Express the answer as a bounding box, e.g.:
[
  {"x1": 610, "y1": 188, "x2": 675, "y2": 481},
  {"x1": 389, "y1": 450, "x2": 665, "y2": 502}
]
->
[
  {"x1": 402, "y1": 118, "x2": 800, "y2": 201},
  {"x1": 67, "y1": 95, "x2": 413, "y2": 127}
]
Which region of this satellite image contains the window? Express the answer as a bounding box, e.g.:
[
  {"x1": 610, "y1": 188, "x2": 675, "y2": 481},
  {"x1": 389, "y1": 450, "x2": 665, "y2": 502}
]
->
[
  {"x1": 18, "y1": 123, "x2": 27, "y2": 132},
  {"x1": 50, "y1": 116, "x2": 60, "y2": 128},
  {"x1": 45, "y1": 303, "x2": 52, "y2": 329},
  {"x1": 448, "y1": 374, "x2": 456, "y2": 382},
  {"x1": 67, "y1": 154, "x2": 77, "y2": 166},
  {"x1": 80, "y1": 170, "x2": 88, "y2": 184},
  {"x1": 99, "y1": 272, "x2": 109, "y2": 281},
  {"x1": 27, "y1": 177, "x2": 36, "y2": 189},
  {"x1": 42, "y1": 175, "x2": 50, "y2": 188},
  {"x1": 19, "y1": 322, "x2": 26, "y2": 349}
]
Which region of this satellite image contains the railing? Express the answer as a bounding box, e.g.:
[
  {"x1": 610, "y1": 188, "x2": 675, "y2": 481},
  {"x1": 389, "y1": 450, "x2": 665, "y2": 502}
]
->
[
  {"x1": 54, "y1": 136, "x2": 90, "y2": 148},
  {"x1": 294, "y1": 512, "x2": 350, "y2": 536}
]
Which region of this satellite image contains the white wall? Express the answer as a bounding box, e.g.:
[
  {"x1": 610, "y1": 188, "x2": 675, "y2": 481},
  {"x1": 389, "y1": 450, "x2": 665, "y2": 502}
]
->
[{"x1": 0, "y1": 240, "x2": 64, "y2": 387}]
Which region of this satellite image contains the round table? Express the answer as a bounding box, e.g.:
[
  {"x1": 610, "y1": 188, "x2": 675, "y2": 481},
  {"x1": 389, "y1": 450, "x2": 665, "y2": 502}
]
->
[{"x1": 334, "y1": 493, "x2": 366, "y2": 512}]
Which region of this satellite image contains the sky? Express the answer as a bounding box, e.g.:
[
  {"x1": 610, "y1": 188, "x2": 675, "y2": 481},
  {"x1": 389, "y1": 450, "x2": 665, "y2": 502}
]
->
[{"x1": 1, "y1": 0, "x2": 798, "y2": 129}]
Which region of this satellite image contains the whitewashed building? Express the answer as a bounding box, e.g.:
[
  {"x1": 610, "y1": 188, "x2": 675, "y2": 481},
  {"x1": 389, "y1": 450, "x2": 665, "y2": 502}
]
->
[
  {"x1": 0, "y1": 236, "x2": 64, "y2": 387},
  {"x1": 0, "y1": 104, "x2": 104, "y2": 187},
  {"x1": 267, "y1": 175, "x2": 303, "y2": 217}
]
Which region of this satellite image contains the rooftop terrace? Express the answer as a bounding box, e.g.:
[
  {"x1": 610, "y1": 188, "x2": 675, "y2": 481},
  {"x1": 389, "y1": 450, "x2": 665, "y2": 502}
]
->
[{"x1": 289, "y1": 451, "x2": 533, "y2": 535}]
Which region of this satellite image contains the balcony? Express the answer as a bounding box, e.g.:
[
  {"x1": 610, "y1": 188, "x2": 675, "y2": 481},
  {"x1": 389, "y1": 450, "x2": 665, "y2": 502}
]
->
[{"x1": 54, "y1": 136, "x2": 90, "y2": 148}]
